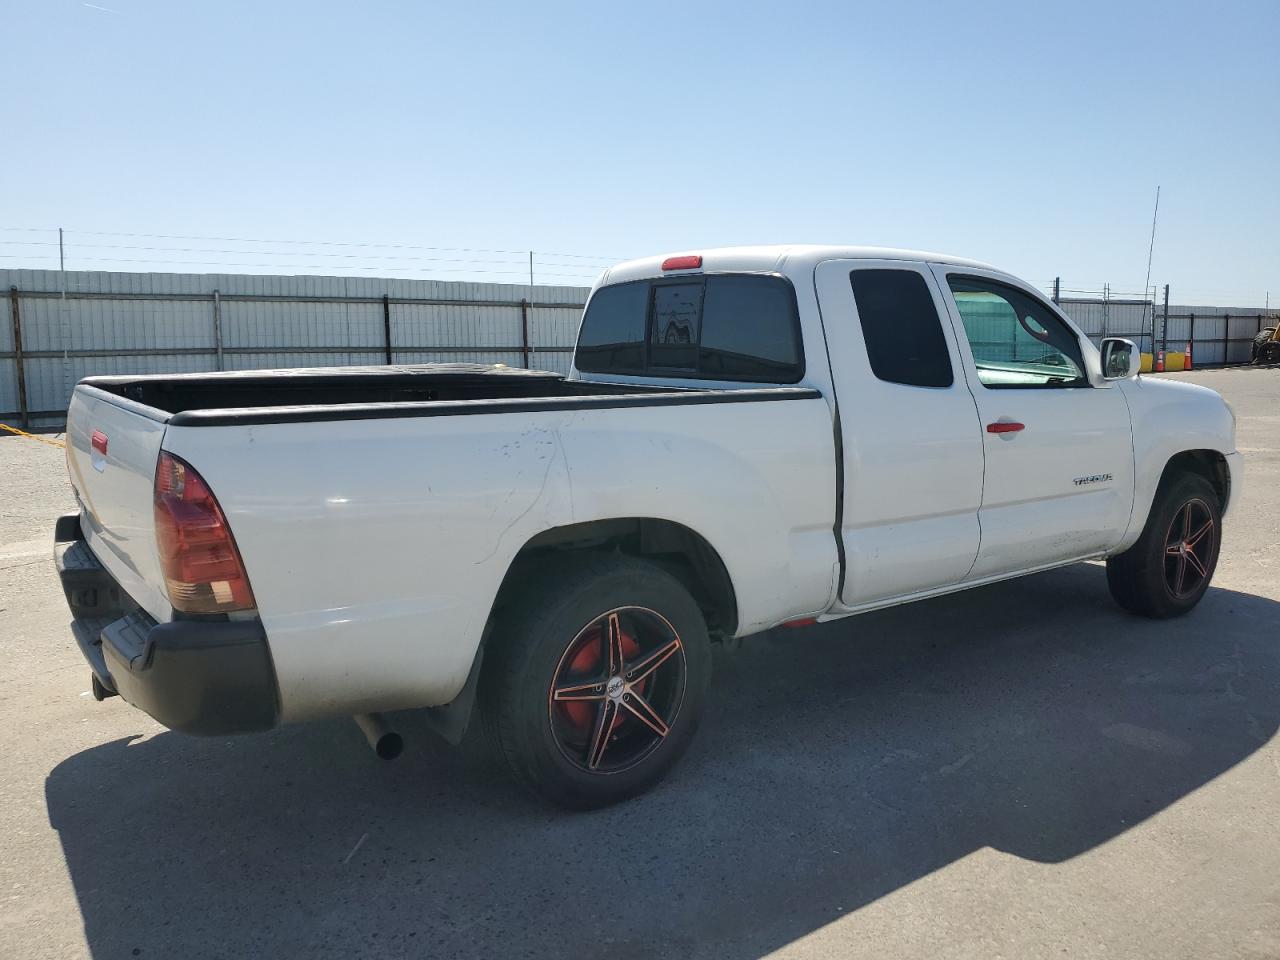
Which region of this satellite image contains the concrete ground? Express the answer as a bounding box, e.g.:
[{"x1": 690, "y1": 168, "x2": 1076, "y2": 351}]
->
[{"x1": 1, "y1": 367, "x2": 1277, "y2": 960}]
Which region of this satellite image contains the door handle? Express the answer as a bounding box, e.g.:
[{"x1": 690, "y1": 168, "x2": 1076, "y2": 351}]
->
[{"x1": 986, "y1": 421, "x2": 1025, "y2": 434}]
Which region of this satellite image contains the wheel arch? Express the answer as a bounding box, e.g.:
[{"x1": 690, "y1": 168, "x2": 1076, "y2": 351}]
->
[
  {"x1": 424, "y1": 518, "x2": 738, "y2": 747},
  {"x1": 1106, "y1": 448, "x2": 1226, "y2": 618},
  {"x1": 1115, "y1": 446, "x2": 1234, "y2": 557},
  {"x1": 1158, "y1": 449, "x2": 1231, "y2": 512},
  {"x1": 492, "y1": 517, "x2": 739, "y2": 640}
]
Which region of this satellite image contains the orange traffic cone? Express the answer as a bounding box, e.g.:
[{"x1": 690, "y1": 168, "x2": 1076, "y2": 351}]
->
[
  {"x1": 1156, "y1": 350, "x2": 1165, "y2": 372},
  {"x1": 1184, "y1": 342, "x2": 1193, "y2": 371}
]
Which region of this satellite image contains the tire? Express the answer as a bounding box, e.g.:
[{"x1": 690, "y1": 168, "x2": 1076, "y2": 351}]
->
[
  {"x1": 1251, "y1": 329, "x2": 1272, "y2": 363},
  {"x1": 1106, "y1": 472, "x2": 1222, "y2": 618},
  {"x1": 479, "y1": 553, "x2": 712, "y2": 809},
  {"x1": 1259, "y1": 342, "x2": 1280, "y2": 365}
]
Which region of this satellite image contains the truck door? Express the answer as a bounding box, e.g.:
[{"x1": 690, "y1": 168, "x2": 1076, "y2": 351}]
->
[
  {"x1": 929, "y1": 265, "x2": 1135, "y2": 579},
  {"x1": 814, "y1": 259, "x2": 985, "y2": 607}
]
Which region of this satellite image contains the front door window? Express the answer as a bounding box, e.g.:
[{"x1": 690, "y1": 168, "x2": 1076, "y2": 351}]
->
[{"x1": 947, "y1": 276, "x2": 1087, "y2": 388}]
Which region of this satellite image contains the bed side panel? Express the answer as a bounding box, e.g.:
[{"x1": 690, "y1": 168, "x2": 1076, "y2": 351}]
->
[{"x1": 159, "y1": 395, "x2": 836, "y2": 722}]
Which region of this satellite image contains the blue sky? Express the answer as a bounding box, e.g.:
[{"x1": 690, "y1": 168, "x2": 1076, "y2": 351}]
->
[{"x1": 3, "y1": 0, "x2": 1277, "y2": 303}]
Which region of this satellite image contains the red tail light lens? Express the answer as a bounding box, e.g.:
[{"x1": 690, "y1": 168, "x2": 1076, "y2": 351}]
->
[
  {"x1": 661, "y1": 255, "x2": 702, "y2": 271},
  {"x1": 154, "y1": 451, "x2": 256, "y2": 614}
]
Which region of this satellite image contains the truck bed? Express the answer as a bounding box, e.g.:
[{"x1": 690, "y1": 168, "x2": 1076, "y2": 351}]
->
[
  {"x1": 82, "y1": 363, "x2": 645, "y2": 413},
  {"x1": 79, "y1": 363, "x2": 814, "y2": 426}
]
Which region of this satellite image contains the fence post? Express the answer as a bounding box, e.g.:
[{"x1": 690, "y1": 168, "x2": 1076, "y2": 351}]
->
[
  {"x1": 520, "y1": 298, "x2": 532, "y2": 368},
  {"x1": 382, "y1": 294, "x2": 393, "y2": 364},
  {"x1": 58, "y1": 227, "x2": 72, "y2": 402},
  {"x1": 1101, "y1": 283, "x2": 1110, "y2": 342},
  {"x1": 1161, "y1": 284, "x2": 1169, "y2": 355},
  {"x1": 8, "y1": 286, "x2": 29, "y2": 429},
  {"x1": 1148, "y1": 294, "x2": 1155, "y2": 357},
  {"x1": 212, "y1": 290, "x2": 224, "y2": 371},
  {"x1": 1222, "y1": 312, "x2": 1230, "y2": 365}
]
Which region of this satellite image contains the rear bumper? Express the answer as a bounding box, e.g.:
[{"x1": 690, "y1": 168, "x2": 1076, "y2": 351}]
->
[{"x1": 55, "y1": 514, "x2": 279, "y2": 735}]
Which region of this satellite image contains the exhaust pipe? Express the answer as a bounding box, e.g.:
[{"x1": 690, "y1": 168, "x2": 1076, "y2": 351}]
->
[{"x1": 354, "y1": 713, "x2": 404, "y2": 760}]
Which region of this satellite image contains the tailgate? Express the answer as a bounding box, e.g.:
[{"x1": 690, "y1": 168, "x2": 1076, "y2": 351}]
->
[{"x1": 66, "y1": 386, "x2": 172, "y2": 622}]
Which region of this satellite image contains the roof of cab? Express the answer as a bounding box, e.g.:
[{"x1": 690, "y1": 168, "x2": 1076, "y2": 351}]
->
[{"x1": 598, "y1": 244, "x2": 998, "y2": 287}]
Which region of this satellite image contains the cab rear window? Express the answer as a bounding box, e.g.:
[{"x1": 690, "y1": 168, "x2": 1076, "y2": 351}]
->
[{"x1": 575, "y1": 274, "x2": 804, "y2": 383}]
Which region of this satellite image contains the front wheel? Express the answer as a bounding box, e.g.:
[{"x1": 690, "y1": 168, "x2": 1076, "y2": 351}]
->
[
  {"x1": 1106, "y1": 473, "x2": 1222, "y2": 618},
  {"x1": 479, "y1": 554, "x2": 712, "y2": 809}
]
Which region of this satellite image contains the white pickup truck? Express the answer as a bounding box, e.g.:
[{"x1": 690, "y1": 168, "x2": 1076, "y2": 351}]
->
[{"x1": 56, "y1": 245, "x2": 1242, "y2": 808}]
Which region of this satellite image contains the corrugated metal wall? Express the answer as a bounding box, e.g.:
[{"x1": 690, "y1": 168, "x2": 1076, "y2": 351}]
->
[
  {"x1": 0, "y1": 289, "x2": 16, "y2": 418},
  {"x1": 3, "y1": 268, "x2": 1276, "y2": 429},
  {"x1": 1057, "y1": 299, "x2": 1276, "y2": 364},
  {"x1": 1160, "y1": 305, "x2": 1274, "y2": 366},
  {"x1": 0, "y1": 269, "x2": 589, "y2": 427}
]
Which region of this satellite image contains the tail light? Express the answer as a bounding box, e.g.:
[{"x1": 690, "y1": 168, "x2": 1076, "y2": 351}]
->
[
  {"x1": 661, "y1": 255, "x2": 702, "y2": 271},
  {"x1": 154, "y1": 452, "x2": 256, "y2": 614}
]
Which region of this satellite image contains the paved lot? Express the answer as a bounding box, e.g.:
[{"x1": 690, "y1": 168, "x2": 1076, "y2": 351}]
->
[{"x1": 1, "y1": 368, "x2": 1277, "y2": 959}]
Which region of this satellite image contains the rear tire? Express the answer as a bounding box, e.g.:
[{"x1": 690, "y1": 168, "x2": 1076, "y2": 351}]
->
[
  {"x1": 479, "y1": 553, "x2": 712, "y2": 809},
  {"x1": 1106, "y1": 473, "x2": 1221, "y2": 618}
]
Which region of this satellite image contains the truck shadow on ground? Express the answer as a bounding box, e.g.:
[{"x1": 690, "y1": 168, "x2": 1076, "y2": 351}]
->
[{"x1": 46, "y1": 563, "x2": 1279, "y2": 959}]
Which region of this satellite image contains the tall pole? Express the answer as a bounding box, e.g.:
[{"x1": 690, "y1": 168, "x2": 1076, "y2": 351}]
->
[{"x1": 1052, "y1": 277, "x2": 1060, "y2": 304}]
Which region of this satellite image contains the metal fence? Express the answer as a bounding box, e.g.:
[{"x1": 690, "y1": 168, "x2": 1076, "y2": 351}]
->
[
  {"x1": 4, "y1": 268, "x2": 1276, "y2": 430},
  {"x1": 1057, "y1": 298, "x2": 1160, "y2": 355},
  {"x1": 1158, "y1": 309, "x2": 1275, "y2": 366},
  {"x1": 1, "y1": 269, "x2": 590, "y2": 429},
  {"x1": 1055, "y1": 294, "x2": 1277, "y2": 366}
]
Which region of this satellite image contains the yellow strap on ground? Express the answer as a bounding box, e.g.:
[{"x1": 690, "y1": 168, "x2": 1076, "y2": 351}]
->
[{"x1": 0, "y1": 424, "x2": 66, "y2": 448}]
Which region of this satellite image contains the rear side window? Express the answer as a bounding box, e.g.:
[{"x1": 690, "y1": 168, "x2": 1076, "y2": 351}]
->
[
  {"x1": 575, "y1": 274, "x2": 804, "y2": 382},
  {"x1": 849, "y1": 269, "x2": 954, "y2": 388},
  {"x1": 573, "y1": 281, "x2": 649, "y2": 372},
  {"x1": 701, "y1": 276, "x2": 801, "y2": 379}
]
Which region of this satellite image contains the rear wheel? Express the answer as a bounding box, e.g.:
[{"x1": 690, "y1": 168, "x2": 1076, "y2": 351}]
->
[
  {"x1": 1258, "y1": 341, "x2": 1280, "y2": 365},
  {"x1": 1106, "y1": 473, "x2": 1221, "y2": 618},
  {"x1": 480, "y1": 554, "x2": 712, "y2": 809}
]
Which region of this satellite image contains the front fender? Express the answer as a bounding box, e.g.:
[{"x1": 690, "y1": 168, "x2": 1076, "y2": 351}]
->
[{"x1": 1113, "y1": 377, "x2": 1238, "y2": 553}]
